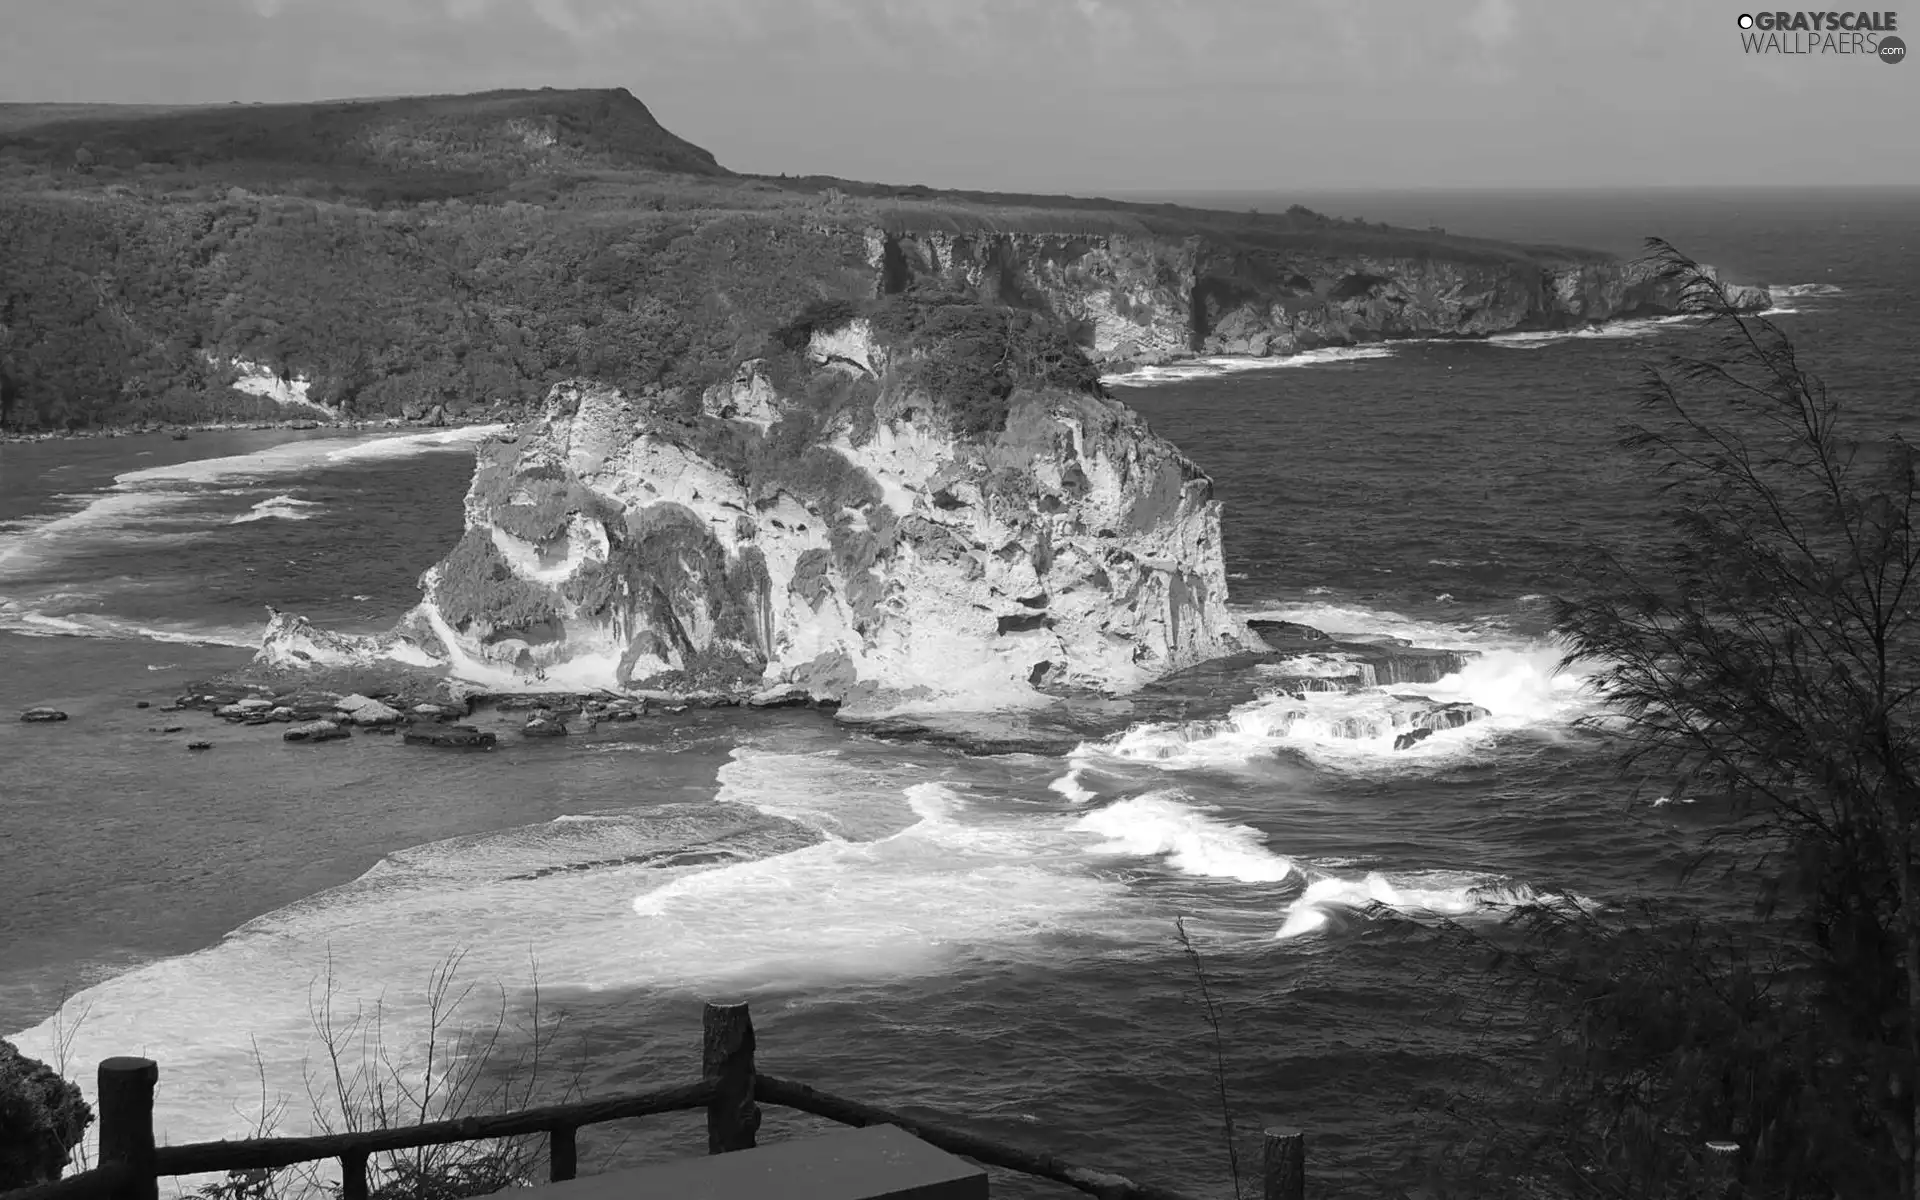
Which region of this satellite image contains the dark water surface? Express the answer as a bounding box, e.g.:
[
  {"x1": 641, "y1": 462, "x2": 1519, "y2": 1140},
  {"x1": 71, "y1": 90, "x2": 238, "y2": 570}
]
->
[{"x1": 1, "y1": 190, "x2": 1913, "y2": 1197}]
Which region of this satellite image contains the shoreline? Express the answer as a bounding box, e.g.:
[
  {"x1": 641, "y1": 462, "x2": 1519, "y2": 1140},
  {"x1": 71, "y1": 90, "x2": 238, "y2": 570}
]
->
[
  {"x1": 0, "y1": 296, "x2": 1770, "y2": 446},
  {"x1": 0, "y1": 413, "x2": 506, "y2": 446}
]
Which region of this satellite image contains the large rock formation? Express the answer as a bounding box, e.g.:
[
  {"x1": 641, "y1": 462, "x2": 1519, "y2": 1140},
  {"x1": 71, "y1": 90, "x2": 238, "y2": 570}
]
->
[
  {"x1": 867, "y1": 228, "x2": 1771, "y2": 363},
  {"x1": 262, "y1": 316, "x2": 1252, "y2": 714}
]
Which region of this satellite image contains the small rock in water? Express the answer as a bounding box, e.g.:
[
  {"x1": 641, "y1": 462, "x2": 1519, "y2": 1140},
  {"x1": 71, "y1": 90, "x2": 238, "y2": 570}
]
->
[
  {"x1": 334, "y1": 693, "x2": 402, "y2": 726},
  {"x1": 1394, "y1": 727, "x2": 1436, "y2": 751},
  {"x1": 662, "y1": 704, "x2": 689, "y2": 715},
  {"x1": 284, "y1": 719, "x2": 350, "y2": 743},
  {"x1": 521, "y1": 714, "x2": 568, "y2": 738},
  {"x1": 187, "y1": 741, "x2": 213, "y2": 751},
  {"x1": 19, "y1": 707, "x2": 69, "y2": 722},
  {"x1": 136, "y1": 701, "x2": 151, "y2": 709}
]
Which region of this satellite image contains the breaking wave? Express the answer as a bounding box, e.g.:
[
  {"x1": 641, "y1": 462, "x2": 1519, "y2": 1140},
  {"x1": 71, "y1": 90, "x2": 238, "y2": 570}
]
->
[
  {"x1": 1486, "y1": 313, "x2": 1701, "y2": 350},
  {"x1": 1072, "y1": 791, "x2": 1293, "y2": 883},
  {"x1": 0, "y1": 601, "x2": 257, "y2": 647},
  {"x1": 230, "y1": 495, "x2": 321, "y2": 523},
  {"x1": 1104, "y1": 346, "x2": 1395, "y2": 387},
  {"x1": 1274, "y1": 870, "x2": 1584, "y2": 939}
]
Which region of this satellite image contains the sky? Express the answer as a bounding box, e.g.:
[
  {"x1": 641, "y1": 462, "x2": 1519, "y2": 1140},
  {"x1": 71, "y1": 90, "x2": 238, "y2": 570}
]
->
[{"x1": 2, "y1": 0, "x2": 1915, "y2": 191}]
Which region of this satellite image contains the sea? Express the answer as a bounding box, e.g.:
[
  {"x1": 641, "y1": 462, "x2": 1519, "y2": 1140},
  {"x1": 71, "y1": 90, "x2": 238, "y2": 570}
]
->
[{"x1": 1, "y1": 188, "x2": 1914, "y2": 1199}]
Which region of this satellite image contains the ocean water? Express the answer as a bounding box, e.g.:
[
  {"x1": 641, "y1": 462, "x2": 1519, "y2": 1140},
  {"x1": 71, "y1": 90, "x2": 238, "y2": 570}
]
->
[{"x1": 1, "y1": 189, "x2": 1914, "y2": 1198}]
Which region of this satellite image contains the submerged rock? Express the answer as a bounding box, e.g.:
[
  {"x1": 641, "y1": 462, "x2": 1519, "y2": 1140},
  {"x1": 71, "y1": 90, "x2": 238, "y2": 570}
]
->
[
  {"x1": 283, "y1": 720, "x2": 349, "y2": 742},
  {"x1": 18, "y1": 708, "x2": 68, "y2": 723},
  {"x1": 404, "y1": 725, "x2": 497, "y2": 749}
]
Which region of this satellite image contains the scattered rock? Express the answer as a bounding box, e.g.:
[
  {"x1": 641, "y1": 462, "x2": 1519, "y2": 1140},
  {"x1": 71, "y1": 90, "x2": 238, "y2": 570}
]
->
[
  {"x1": 521, "y1": 714, "x2": 568, "y2": 738},
  {"x1": 19, "y1": 708, "x2": 68, "y2": 723},
  {"x1": 662, "y1": 704, "x2": 689, "y2": 715},
  {"x1": 403, "y1": 725, "x2": 497, "y2": 749},
  {"x1": 334, "y1": 694, "x2": 402, "y2": 726},
  {"x1": 284, "y1": 720, "x2": 349, "y2": 743},
  {"x1": 1394, "y1": 728, "x2": 1436, "y2": 751},
  {"x1": 1247, "y1": 619, "x2": 1331, "y2": 646}
]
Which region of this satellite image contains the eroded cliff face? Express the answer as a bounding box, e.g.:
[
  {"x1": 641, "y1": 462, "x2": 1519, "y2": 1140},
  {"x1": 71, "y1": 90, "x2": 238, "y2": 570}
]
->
[
  {"x1": 378, "y1": 324, "x2": 1248, "y2": 713},
  {"x1": 866, "y1": 229, "x2": 1771, "y2": 362}
]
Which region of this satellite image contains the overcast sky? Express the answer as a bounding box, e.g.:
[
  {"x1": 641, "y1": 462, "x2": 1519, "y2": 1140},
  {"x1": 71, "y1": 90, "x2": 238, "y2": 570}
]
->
[{"x1": 3, "y1": 0, "x2": 1914, "y2": 191}]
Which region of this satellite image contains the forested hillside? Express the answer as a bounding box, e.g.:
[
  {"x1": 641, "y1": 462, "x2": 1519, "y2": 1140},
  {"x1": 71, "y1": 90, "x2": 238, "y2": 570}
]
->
[{"x1": 0, "y1": 87, "x2": 1612, "y2": 432}]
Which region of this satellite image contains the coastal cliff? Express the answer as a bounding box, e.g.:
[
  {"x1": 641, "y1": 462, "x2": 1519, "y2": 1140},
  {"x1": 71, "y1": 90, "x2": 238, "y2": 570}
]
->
[
  {"x1": 259, "y1": 307, "x2": 1251, "y2": 713},
  {"x1": 0, "y1": 88, "x2": 1772, "y2": 433},
  {"x1": 871, "y1": 227, "x2": 1773, "y2": 364}
]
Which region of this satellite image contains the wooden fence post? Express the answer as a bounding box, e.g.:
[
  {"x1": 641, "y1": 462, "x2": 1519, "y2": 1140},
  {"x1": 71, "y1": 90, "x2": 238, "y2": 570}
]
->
[
  {"x1": 549, "y1": 1125, "x2": 578, "y2": 1182},
  {"x1": 339, "y1": 1149, "x2": 369, "y2": 1200},
  {"x1": 97, "y1": 1058, "x2": 158, "y2": 1200},
  {"x1": 702, "y1": 1002, "x2": 760, "y2": 1154},
  {"x1": 1261, "y1": 1127, "x2": 1304, "y2": 1200}
]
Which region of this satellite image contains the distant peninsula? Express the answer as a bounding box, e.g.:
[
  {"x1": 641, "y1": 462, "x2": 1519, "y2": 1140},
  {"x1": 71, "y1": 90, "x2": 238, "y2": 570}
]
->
[{"x1": 0, "y1": 87, "x2": 1767, "y2": 434}]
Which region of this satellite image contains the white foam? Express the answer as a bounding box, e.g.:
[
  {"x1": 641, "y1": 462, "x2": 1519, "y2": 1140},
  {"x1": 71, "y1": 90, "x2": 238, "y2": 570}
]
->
[
  {"x1": 1486, "y1": 313, "x2": 1700, "y2": 349},
  {"x1": 1048, "y1": 766, "x2": 1097, "y2": 804},
  {"x1": 0, "y1": 605, "x2": 257, "y2": 647},
  {"x1": 1103, "y1": 346, "x2": 1395, "y2": 387},
  {"x1": 1, "y1": 430, "x2": 502, "y2": 577},
  {"x1": 230, "y1": 495, "x2": 321, "y2": 524},
  {"x1": 1071, "y1": 791, "x2": 1292, "y2": 883},
  {"x1": 5, "y1": 747, "x2": 1142, "y2": 1163},
  {"x1": 1086, "y1": 605, "x2": 1598, "y2": 769},
  {"x1": 1275, "y1": 870, "x2": 1573, "y2": 939},
  {"x1": 324, "y1": 426, "x2": 507, "y2": 465}
]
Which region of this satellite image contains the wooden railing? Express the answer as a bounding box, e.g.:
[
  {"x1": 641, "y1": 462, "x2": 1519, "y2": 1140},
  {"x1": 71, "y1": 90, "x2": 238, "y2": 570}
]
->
[{"x1": 2, "y1": 1003, "x2": 1309, "y2": 1200}]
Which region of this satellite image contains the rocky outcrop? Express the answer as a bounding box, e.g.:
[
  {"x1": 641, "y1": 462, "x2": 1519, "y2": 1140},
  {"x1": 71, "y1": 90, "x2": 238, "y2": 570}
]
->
[
  {"x1": 290, "y1": 326, "x2": 1251, "y2": 714},
  {"x1": 867, "y1": 229, "x2": 1772, "y2": 364},
  {"x1": 0, "y1": 1040, "x2": 92, "y2": 1189},
  {"x1": 252, "y1": 606, "x2": 442, "y2": 672}
]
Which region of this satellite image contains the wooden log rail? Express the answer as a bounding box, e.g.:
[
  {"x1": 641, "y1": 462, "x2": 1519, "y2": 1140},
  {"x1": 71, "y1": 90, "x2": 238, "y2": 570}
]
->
[{"x1": 1, "y1": 1003, "x2": 1310, "y2": 1200}]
